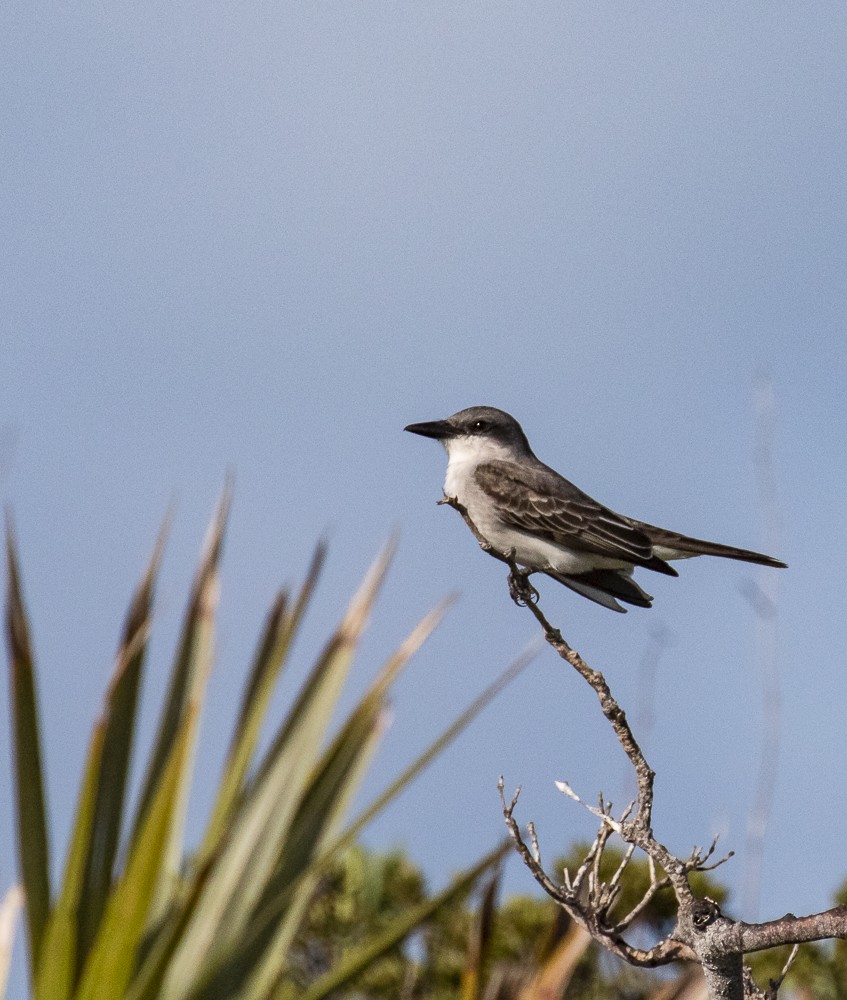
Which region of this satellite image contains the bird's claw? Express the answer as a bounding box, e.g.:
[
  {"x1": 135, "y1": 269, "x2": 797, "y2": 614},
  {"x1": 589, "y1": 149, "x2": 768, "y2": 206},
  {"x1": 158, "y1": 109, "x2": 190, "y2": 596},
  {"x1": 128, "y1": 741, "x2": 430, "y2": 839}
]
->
[{"x1": 508, "y1": 569, "x2": 539, "y2": 607}]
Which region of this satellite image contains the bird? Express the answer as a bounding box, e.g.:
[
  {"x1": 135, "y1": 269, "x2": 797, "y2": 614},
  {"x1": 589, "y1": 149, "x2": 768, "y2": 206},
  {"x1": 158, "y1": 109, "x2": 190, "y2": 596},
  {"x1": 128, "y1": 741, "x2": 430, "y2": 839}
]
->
[{"x1": 404, "y1": 405, "x2": 787, "y2": 612}]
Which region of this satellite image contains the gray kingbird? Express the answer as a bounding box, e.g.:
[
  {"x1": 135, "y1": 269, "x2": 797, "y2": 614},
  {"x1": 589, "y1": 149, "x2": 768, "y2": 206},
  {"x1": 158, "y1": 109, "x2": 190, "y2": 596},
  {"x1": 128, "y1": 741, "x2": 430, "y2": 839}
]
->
[{"x1": 405, "y1": 405, "x2": 786, "y2": 612}]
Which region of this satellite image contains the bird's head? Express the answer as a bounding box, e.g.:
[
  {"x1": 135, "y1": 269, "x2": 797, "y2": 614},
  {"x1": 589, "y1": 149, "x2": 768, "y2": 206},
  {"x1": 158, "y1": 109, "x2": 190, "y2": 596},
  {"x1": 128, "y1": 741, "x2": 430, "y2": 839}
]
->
[{"x1": 404, "y1": 406, "x2": 534, "y2": 461}]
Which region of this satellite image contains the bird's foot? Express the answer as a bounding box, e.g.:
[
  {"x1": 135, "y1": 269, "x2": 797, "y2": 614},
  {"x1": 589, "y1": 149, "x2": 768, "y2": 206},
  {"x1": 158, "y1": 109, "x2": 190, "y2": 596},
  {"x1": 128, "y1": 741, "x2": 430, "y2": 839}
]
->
[{"x1": 508, "y1": 568, "x2": 539, "y2": 607}]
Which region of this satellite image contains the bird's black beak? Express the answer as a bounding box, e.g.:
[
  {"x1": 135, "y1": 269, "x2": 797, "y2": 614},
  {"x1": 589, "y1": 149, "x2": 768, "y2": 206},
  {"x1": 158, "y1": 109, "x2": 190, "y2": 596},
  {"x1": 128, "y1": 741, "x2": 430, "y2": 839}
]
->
[{"x1": 404, "y1": 419, "x2": 454, "y2": 440}]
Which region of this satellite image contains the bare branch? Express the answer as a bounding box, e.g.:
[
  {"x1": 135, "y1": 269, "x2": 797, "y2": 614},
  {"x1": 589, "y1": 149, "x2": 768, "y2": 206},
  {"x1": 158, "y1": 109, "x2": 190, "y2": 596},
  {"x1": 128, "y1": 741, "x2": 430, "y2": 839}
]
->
[
  {"x1": 734, "y1": 907, "x2": 847, "y2": 952},
  {"x1": 440, "y1": 493, "x2": 847, "y2": 1000}
]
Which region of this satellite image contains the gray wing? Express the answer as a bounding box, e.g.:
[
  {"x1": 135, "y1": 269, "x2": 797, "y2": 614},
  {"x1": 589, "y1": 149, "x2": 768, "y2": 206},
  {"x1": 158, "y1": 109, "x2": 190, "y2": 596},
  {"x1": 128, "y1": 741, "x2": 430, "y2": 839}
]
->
[{"x1": 474, "y1": 460, "x2": 677, "y2": 575}]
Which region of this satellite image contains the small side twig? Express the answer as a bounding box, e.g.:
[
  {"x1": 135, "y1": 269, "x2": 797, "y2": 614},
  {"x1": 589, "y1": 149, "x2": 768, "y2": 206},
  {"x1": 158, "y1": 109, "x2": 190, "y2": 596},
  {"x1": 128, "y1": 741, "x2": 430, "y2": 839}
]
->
[{"x1": 764, "y1": 944, "x2": 799, "y2": 999}]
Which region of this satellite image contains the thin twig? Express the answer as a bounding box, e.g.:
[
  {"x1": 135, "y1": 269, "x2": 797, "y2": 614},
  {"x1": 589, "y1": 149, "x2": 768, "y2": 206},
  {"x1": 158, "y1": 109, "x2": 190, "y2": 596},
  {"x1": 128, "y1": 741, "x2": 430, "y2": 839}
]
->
[{"x1": 761, "y1": 943, "x2": 800, "y2": 999}]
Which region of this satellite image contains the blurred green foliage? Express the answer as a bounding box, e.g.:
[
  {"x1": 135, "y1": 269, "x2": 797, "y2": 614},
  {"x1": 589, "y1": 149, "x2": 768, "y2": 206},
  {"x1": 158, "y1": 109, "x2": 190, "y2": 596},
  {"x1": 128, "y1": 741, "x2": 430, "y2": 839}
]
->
[{"x1": 288, "y1": 842, "x2": 847, "y2": 1000}]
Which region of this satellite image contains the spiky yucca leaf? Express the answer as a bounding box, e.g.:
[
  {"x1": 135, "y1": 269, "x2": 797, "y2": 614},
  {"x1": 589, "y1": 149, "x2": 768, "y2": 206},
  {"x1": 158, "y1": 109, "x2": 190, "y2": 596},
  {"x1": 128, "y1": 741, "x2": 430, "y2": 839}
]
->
[
  {"x1": 5, "y1": 502, "x2": 523, "y2": 1000},
  {"x1": 134, "y1": 492, "x2": 228, "y2": 926},
  {"x1": 74, "y1": 712, "x2": 197, "y2": 1000},
  {"x1": 5, "y1": 521, "x2": 51, "y2": 975},
  {"x1": 199, "y1": 541, "x2": 325, "y2": 860},
  {"x1": 461, "y1": 867, "x2": 501, "y2": 1000},
  {"x1": 518, "y1": 924, "x2": 592, "y2": 1000},
  {"x1": 34, "y1": 720, "x2": 107, "y2": 1000},
  {"x1": 75, "y1": 525, "x2": 167, "y2": 965},
  {"x1": 156, "y1": 541, "x2": 397, "y2": 998}
]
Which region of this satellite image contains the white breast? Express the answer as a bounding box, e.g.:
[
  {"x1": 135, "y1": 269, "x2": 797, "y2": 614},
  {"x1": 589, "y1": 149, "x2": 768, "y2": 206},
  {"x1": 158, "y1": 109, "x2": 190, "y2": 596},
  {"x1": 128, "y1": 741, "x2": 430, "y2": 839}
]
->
[{"x1": 442, "y1": 435, "x2": 512, "y2": 501}]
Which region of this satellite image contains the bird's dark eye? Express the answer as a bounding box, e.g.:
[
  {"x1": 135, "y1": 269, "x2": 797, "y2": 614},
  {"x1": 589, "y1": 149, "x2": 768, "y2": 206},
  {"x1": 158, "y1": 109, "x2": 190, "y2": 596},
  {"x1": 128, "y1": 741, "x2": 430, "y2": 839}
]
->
[{"x1": 471, "y1": 420, "x2": 489, "y2": 432}]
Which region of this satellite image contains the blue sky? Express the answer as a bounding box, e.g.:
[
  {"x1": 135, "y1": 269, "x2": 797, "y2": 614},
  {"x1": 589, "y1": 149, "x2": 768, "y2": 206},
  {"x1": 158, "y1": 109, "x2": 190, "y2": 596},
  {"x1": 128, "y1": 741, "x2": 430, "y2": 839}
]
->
[{"x1": 2, "y1": 2, "x2": 846, "y2": 991}]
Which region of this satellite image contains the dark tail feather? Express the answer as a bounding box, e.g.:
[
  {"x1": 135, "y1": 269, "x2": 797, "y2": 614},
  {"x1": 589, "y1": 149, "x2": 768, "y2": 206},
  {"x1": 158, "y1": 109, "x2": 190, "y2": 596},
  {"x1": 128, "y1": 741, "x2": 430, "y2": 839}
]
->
[
  {"x1": 642, "y1": 555, "x2": 679, "y2": 577},
  {"x1": 642, "y1": 524, "x2": 788, "y2": 569},
  {"x1": 547, "y1": 569, "x2": 654, "y2": 612}
]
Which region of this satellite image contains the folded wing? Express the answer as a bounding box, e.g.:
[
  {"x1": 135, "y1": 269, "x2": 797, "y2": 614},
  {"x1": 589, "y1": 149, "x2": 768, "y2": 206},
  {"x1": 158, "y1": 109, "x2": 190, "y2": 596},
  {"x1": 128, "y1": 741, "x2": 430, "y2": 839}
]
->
[{"x1": 474, "y1": 460, "x2": 678, "y2": 576}]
